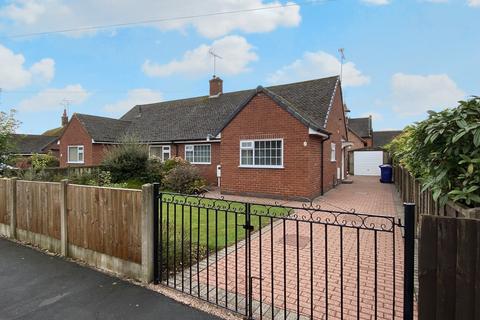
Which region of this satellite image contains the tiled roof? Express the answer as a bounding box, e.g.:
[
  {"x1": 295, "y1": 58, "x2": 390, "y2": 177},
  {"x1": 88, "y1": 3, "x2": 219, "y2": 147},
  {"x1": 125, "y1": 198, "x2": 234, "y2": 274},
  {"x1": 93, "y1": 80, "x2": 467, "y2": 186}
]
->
[
  {"x1": 11, "y1": 134, "x2": 59, "y2": 154},
  {"x1": 74, "y1": 76, "x2": 340, "y2": 143},
  {"x1": 348, "y1": 117, "x2": 372, "y2": 138},
  {"x1": 75, "y1": 114, "x2": 131, "y2": 142},
  {"x1": 373, "y1": 130, "x2": 403, "y2": 147}
]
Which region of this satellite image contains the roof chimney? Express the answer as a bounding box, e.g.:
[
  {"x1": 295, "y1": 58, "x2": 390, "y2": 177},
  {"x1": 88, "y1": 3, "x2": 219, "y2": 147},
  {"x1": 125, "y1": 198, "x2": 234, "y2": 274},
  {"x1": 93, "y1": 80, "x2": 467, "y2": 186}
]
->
[
  {"x1": 209, "y1": 76, "x2": 223, "y2": 97},
  {"x1": 61, "y1": 109, "x2": 68, "y2": 127}
]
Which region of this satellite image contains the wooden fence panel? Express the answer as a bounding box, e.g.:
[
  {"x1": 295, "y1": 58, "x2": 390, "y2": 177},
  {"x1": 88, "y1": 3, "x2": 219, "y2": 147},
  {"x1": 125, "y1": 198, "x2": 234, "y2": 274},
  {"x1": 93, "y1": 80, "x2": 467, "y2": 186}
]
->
[
  {"x1": 419, "y1": 215, "x2": 480, "y2": 320},
  {"x1": 0, "y1": 179, "x2": 8, "y2": 225},
  {"x1": 67, "y1": 184, "x2": 142, "y2": 264},
  {"x1": 15, "y1": 180, "x2": 61, "y2": 239}
]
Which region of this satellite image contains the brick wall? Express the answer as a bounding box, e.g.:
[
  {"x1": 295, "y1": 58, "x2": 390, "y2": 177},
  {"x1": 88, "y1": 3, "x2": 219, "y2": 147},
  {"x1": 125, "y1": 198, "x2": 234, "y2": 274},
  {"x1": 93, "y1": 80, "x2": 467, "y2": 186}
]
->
[
  {"x1": 170, "y1": 142, "x2": 220, "y2": 186},
  {"x1": 322, "y1": 86, "x2": 349, "y2": 192},
  {"x1": 59, "y1": 115, "x2": 94, "y2": 167},
  {"x1": 220, "y1": 93, "x2": 329, "y2": 199},
  {"x1": 348, "y1": 128, "x2": 367, "y2": 150}
]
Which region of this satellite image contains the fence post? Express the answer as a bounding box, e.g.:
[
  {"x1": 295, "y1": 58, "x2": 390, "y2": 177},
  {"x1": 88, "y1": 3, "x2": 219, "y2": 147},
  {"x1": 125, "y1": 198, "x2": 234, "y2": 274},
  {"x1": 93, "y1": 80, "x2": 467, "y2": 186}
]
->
[
  {"x1": 404, "y1": 203, "x2": 415, "y2": 320},
  {"x1": 60, "y1": 179, "x2": 69, "y2": 256},
  {"x1": 153, "y1": 183, "x2": 160, "y2": 284},
  {"x1": 141, "y1": 183, "x2": 155, "y2": 284},
  {"x1": 8, "y1": 178, "x2": 17, "y2": 239}
]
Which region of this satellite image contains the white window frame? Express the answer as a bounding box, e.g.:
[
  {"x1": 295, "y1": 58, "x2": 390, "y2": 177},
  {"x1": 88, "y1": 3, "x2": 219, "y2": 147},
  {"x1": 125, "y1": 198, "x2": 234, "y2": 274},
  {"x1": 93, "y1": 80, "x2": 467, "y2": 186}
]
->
[
  {"x1": 67, "y1": 145, "x2": 84, "y2": 164},
  {"x1": 239, "y1": 139, "x2": 284, "y2": 169},
  {"x1": 185, "y1": 144, "x2": 211, "y2": 164},
  {"x1": 149, "y1": 145, "x2": 171, "y2": 162},
  {"x1": 330, "y1": 142, "x2": 336, "y2": 162}
]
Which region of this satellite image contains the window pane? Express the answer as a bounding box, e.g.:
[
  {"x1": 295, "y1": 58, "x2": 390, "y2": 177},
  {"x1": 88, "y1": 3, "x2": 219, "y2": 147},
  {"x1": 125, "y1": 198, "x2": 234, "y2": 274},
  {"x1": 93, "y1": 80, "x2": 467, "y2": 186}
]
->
[
  {"x1": 69, "y1": 147, "x2": 78, "y2": 162},
  {"x1": 150, "y1": 147, "x2": 162, "y2": 158}
]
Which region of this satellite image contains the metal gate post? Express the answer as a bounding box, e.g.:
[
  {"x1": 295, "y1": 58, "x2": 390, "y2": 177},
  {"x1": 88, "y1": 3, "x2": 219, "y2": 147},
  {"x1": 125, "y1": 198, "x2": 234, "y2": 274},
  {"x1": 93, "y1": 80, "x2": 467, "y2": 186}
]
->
[
  {"x1": 403, "y1": 203, "x2": 415, "y2": 320},
  {"x1": 244, "y1": 202, "x2": 254, "y2": 320},
  {"x1": 153, "y1": 183, "x2": 160, "y2": 284}
]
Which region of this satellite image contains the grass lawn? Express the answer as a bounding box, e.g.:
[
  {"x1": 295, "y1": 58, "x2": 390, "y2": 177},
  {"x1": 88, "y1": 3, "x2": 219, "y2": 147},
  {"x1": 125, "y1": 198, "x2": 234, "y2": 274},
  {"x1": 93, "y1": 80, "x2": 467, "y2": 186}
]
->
[{"x1": 160, "y1": 194, "x2": 291, "y2": 251}]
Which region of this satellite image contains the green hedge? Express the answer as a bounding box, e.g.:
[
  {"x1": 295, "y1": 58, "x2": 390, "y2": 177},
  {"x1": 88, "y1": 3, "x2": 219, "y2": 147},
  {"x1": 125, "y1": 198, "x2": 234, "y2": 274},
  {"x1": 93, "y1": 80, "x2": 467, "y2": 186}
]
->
[{"x1": 386, "y1": 97, "x2": 480, "y2": 207}]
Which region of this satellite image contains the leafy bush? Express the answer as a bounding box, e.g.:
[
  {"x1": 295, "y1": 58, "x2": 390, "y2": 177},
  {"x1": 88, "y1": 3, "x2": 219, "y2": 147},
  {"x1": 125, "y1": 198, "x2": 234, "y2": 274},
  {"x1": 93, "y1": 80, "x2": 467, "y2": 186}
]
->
[
  {"x1": 163, "y1": 163, "x2": 206, "y2": 194},
  {"x1": 386, "y1": 97, "x2": 480, "y2": 207},
  {"x1": 162, "y1": 157, "x2": 189, "y2": 174},
  {"x1": 101, "y1": 135, "x2": 150, "y2": 182},
  {"x1": 31, "y1": 152, "x2": 59, "y2": 169},
  {"x1": 19, "y1": 168, "x2": 52, "y2": 182}
]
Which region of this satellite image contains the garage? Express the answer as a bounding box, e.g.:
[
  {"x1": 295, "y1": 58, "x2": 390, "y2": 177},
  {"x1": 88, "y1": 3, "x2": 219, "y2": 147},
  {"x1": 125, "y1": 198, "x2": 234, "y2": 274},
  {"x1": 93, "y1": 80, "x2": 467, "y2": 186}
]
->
[{"x1": 352, "y1": 150, "x2": 384, "y2": 176}]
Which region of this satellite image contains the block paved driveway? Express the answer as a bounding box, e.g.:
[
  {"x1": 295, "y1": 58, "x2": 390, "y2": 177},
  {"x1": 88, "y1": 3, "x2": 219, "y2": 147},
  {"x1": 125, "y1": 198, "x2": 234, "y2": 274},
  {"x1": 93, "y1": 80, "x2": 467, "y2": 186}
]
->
[
  {"x1": 184, "y1": 176, "x2": 406, "y2": 319},
  {"x1": 0, "y1": 238, "x2": 219, "y2": 320}
]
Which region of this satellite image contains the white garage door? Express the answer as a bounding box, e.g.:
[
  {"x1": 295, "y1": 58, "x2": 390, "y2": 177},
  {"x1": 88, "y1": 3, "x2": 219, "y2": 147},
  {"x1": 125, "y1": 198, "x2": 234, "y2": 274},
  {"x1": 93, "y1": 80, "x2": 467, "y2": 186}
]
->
[{"x1": 354, "y1": 151, "x2": 383, "y2": 176}]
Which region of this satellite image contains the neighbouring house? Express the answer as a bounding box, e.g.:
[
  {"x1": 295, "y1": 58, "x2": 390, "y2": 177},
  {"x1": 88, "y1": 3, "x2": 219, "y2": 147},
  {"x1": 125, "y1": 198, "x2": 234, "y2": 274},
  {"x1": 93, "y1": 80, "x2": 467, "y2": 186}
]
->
[
  {"x1": 58, "y1": 75, "x2": 352, "y2": 199},
  {"x1": 10, "y1": 134, "x2": 59, "y2": 167},
  {"x1": 348, "y1": 129, "x2": 403, "y2": 176},
  {"x1": 347, "y1": 116, "x2": 373, "y2": 149},
  {"x1": 9, "y1": 110, "x2": 68, "y2": 168},
  {"x1": 372, "y1": 130, "x2": 403, "y2": 148}
]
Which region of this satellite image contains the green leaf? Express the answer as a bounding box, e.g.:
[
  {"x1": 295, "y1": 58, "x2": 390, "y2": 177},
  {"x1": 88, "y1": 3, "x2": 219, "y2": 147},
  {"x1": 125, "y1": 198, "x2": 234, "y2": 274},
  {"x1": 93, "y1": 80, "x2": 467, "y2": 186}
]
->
[
  {"x1": 452, "y1": 131, "x2": 467, "y2": 143},
  {"x1": 474, "y1": 129, "x2": 480, "y2": 147},
  {"x1": 456, "y1": 119, "x2": 468, "y2": 128},
  {"x1": 433, "y1": 189, "x2": 442, "y2": 201},
  {"x1": 468, "y1": 163, "x2": 474, "y2": 174}
]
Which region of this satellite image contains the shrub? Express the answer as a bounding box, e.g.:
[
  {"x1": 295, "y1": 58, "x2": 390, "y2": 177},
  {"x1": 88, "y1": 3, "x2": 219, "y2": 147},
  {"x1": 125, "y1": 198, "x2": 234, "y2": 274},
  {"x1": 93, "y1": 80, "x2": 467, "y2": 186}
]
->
[
  {"x1": 19, "y1": 168, "x2": 51, "y2": 181},
  {"x1": 144, "y1": 158, "x2": 163, "y2": 183},
  {"x1": 386, "y1": 97, "x2": 480, "y2": 207},
  {"x1": 31, "y1": 152, "x2": 59, "y2": 169},
  {"x1": 162, "y1": 157, "x2": 189, "y2": 174},
  {"x1": 101, "y1": 135, "x2": 150, "y2": 182},
  {"x1": 163, "y1": 163, "x2": 206, "y2": 194}
]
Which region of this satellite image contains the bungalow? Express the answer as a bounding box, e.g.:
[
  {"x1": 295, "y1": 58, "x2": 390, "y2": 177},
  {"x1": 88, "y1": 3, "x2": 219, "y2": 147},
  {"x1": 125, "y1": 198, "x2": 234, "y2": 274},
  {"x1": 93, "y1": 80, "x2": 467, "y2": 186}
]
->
[{"x1": 58, "y1": 75, "x2": 352, "y2": 199}]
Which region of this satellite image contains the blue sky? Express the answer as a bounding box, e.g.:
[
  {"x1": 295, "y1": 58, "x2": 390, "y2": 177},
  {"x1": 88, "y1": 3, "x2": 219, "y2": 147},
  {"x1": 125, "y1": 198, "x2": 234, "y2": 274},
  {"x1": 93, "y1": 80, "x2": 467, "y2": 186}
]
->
[{"x1": 0, "y1": 0, "x2": 478, "y2": 134}]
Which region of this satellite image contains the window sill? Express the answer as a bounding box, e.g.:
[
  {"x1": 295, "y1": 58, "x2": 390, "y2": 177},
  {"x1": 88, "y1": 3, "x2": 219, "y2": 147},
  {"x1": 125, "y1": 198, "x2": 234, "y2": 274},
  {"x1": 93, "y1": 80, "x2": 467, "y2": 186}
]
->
[
  {"x1": 67, "y1": 162, "x2": 84, "y2": 164},
  {"x1": 190, "y1": 162, "x2": 211, "y2": 165},
  {"x1": 239, "y1": 165, "x2": 284, "y2": 169}
]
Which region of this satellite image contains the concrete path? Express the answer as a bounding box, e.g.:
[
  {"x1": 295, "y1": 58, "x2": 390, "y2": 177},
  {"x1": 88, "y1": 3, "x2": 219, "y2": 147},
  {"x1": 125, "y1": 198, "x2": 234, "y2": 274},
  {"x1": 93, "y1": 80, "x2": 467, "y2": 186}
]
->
[{"x1": 0, "y1": 238, "x2": 219, "y2": 320}]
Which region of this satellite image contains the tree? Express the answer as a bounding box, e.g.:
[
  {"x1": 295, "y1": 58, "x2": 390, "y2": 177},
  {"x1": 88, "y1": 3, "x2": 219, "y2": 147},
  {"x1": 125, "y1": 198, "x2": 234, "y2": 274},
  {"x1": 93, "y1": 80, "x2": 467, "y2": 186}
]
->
[{"x1": 0, "y1": 110, "x2": 19, "y2": 163}]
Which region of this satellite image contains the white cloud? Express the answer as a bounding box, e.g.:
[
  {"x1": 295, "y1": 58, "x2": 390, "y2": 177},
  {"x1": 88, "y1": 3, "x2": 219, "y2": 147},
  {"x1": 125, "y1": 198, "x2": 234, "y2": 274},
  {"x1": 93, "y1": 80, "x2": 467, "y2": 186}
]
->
[
  {"x1": 267, "y1": 51, "x2": 370, "y2": 87},
  {"x1": 362, "y1": 112, "x2": 383, "y2": 121},
  {"x1": 0, "y1": 0, "x2": 301, "y2": 39},
  {"x1": 18, "y1": 84, "x2": 90, "y2": 111},
  {"x1": 468, "y1": 0, "x2": 480, "y2": 7},
  {"x1": 361, "y1": 0, "x2": 390, "y2": 5},
  {"x1": 30, "y1": 58, "x2": 55, "y2": 83},
  {"x1": 0, "y1": 0, "x2": 45, "y2": 24},
  {"x1": 143, "y1": 35, "x2": 258, "y2": 77},
  {"x1": 391, "y1": 73, "x2": 465, "y2": 116},
  {"x1": 0, "y1": 44, "x2": 55, "y2": 90},
  {"x1": 104, "y1": 89, "x2": 163, "y2": 116}
]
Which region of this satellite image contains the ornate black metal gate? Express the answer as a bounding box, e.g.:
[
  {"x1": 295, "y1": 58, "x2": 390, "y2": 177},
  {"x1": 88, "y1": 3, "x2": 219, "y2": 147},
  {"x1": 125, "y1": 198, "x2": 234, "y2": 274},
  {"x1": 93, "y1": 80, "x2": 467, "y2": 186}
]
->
[{"x1": 152, "y1": 183, "x2": 415, "y2": 320}]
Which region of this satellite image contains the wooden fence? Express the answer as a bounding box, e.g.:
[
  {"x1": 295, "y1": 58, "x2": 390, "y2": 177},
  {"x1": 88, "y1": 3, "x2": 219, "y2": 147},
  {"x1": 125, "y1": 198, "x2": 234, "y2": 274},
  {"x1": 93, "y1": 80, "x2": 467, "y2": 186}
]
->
[
  {"x1": 418, "y1": 215, "x2": 480, "y2": 320},
  {"x1": 67, "y1": 184, "x2": 142, "y2": 264},
  {"x1": 0, "y1": 178, "x2": 151, "y2": 282},
  {"x1": 393, "y1": 165, "x2": 480, "y2": 219},
  {"x1": 16, "y1": 180, "x2": 61, "y2": 240},
  {"x1": 0, "y1": 179, "x2": 8, "y2": 225}
]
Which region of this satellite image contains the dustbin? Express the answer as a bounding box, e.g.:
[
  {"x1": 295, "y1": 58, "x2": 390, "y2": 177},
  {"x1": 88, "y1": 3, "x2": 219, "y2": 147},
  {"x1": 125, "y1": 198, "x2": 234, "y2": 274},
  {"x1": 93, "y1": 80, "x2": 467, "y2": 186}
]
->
[{"x1": 379, "y1": 164, "x2": 393, "y2": 183}]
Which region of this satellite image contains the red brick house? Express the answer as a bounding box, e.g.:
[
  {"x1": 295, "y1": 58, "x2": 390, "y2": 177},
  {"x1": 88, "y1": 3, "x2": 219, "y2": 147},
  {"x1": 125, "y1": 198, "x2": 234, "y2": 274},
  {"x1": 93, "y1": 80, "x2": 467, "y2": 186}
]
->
[
  {"x1": 58, "y1": 76, "x2": 352, "y2": 199},
  {"x1": 347, "y1": 116, "x2": 373, "y2": 149}
]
